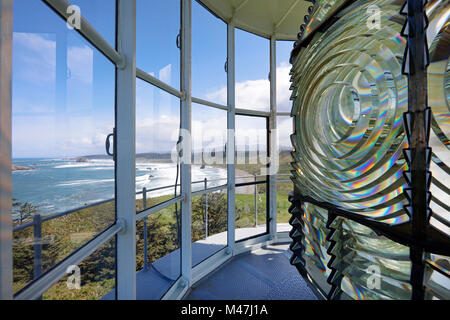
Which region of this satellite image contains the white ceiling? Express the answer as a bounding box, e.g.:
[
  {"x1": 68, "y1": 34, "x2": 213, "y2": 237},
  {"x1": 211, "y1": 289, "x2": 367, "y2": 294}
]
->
[{"x1": 197, "y1": 0, "x2": 310, "y2": 40}]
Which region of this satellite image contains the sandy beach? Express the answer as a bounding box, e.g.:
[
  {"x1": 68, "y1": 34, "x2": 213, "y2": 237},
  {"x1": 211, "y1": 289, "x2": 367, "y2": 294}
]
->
[{"x1": 235, "y1": 169, "x2": 259, "y2": 194}]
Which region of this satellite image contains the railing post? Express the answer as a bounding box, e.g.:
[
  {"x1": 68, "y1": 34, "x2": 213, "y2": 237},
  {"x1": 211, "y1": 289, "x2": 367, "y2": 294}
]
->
[
  {"x1": 33, "y1": 214, "x2": 42, "y2": 280},
  {"x1": 143, "y1": 188, "x2": 148, "y2": 270},
  {"x1": 204, "y1": 178, "x2": 208, "y2": 239},
  {"x1": 254, "y1": 175, "x2": 257, "y2": 227}
]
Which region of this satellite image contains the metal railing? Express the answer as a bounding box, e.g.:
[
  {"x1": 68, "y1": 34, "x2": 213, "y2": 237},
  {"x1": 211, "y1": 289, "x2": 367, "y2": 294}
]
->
[{"x1": 13, "y1": 173, "x2": 286, "y2": 278}]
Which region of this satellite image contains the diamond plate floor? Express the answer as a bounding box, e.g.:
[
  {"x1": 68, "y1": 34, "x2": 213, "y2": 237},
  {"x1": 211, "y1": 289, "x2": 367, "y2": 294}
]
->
[{"x1": 184, "y1": 244, "x2": 318, "y2": 300}]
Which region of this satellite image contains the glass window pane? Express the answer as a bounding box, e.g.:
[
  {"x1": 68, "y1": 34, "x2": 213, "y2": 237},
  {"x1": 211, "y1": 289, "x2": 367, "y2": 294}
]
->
[
  {"x1": 136, "y1": 0, "x2": 181, "y2": 89},
  {"x1": 12, "y1": 0, "x2": 116, "y2": 294},
  {"x1": 192, "y1": 191, "x2": 227, "y2": 267},
  {"x1": 235, "y1": 115, "x2": 268, "y2": 180},
  {"x1": 235, "y1": 185, "x2": 267, "y2": 242},
  {"x1": 276, "y1": 181, "x2": 292, "y2": 230},
  {"x1": 235, "y1": 29, "x2": 270, "y2": 111},
  {"x1": 135, "y1": 79, "x2": 180, "y2": 212},
  {"x1": 192, "y1": 0, "x2": 227, "y2": 104},
  {"x1": 276, "y1": 40, "x2": 295, "y2": 112},
  {"x1": 192, "y1": 103, "x2": 228, "y2": 189},
  {"x1": 43, "y1": 237, "x2": 116, "y2": 300},
  {"x1": 276, "y1": 116, "x2": 293, "y2": 232},
  {"x1": 69, "y1": 0, "x2": 117, "y2": 47},
  {"x1": 135, "y1": 203, "x2": 181, "y2": 299},
  {"x1": 277, "y1": 116, "x2": 293, "y2": 175},
  {"x1": 13, "y1": 200, "x2": 115, "y2": 294}
]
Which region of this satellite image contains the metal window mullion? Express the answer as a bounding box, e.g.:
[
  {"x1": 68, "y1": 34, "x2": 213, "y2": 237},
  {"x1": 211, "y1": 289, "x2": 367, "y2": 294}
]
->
[
  {"x1": 269, "y1": 36, "x2": 278, "y2": 237},
  {"x1": 0, "y1": 0, "x2": 13, "y2": 300},
  {"x1": 43, "y1": 0, "x2": 122, "y2": 65},
  {"x1": 180, "y1": 0, "x2": 192, "y2": 286},
  {"x1": 136, "y1": 67, "x2": 182, "y2": 98},
  {"x1": 227, "y1": 22, "x2": 236, "y2": 253},
  {"x1": 235, "y1": 108, "x2": 270, "y2": 117},
  {"x1": 115, "y1": 0, "x2": 136, "y2": 300},
  {"x1": 191, "y1": 96, "x2": 228, "y2": 111}
]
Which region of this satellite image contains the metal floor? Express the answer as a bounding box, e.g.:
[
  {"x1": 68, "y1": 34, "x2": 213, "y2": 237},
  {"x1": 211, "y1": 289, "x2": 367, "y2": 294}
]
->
[{"x1": 184, "y1": 243, "x2": 318, "y2": 300}]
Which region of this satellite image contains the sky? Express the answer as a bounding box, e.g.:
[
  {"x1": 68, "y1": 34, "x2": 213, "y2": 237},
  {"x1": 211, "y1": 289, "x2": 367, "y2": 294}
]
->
[{"x1": 12, "y1": 0, "x2": 294, "y2": 159}]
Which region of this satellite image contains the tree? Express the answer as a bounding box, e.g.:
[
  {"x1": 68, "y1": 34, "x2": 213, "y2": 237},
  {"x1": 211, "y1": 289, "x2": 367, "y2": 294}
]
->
[
  {"x1": 12, "y1": 200, "x2": 39, "y2": 286},
  {"x1": 12, "y1": 200, "x2": 39, "y2": 225}
]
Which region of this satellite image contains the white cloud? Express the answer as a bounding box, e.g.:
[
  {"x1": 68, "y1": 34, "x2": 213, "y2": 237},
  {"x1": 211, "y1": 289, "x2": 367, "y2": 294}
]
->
[
  {"x1": 13, "y1": 33, "x2": 56, "y2": 84},
  {"x1": 278, "y1": 117, "x2": 293, "y2": 149},
  {"x1": 159, "y1": 64, "x2": 172, "y2": 85},
  {"x1": 67, "y1": 45, "x2": 93, "y2": 84},
  {"x1": 205, "y1": 62, "x2": 292, "y2": 112},
  {"x1": 136, "y1": 115, "x2": 180, "y2": 153},
  {"x1": 276, "y1": 62, "x2": 293, "y2": 112}
]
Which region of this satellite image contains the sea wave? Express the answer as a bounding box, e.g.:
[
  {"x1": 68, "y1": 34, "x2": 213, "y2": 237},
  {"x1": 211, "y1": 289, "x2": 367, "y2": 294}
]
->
[
  {"x1": 54, "y1": 163, "x2": 114, "y2": 169},
  {"x1": 56, "y1": 178, "x2": 114, "y2": 187},
  {"x1": 82, "y1": 166, "x2": 115, "y2": 171}
]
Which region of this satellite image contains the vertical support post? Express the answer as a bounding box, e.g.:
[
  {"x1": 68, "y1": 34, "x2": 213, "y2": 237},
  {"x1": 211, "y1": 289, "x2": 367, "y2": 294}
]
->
[
  {"x1": 143, "y1": 188, "x2": 148, "y2": 270},
  {"x1": 204, "y1": 178, "x2": 208, "y2": 239},
  {"x1": 33, "y1": 214, "x2": 42, "y2": 280},
  {"x1": 269, "y1": 36, "x2": 278, "y2": 238},
  {"x1": 0, "y1": 0, "x2": 13, "y2": 300},
  {"x1": 180, "y1": 0, "x2": 192, "y2": 285},
  {"x1": 116, "y1": 0, "x2": 136, "y2": 300},
  {"x1": 404, "y1": 0, "x2": 429, "y2": 301},
  {"x1": 254, "y1": 175, "x2": 257, "y2": 227},
  {"x1": 227, "y1": 21, "x2": 236, "y2": 254}
]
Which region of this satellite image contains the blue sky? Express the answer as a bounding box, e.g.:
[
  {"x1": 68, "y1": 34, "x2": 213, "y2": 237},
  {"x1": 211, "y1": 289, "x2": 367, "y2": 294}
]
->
[{"x1": 12, "y1": 0, "x2": 294, "y2": 158}]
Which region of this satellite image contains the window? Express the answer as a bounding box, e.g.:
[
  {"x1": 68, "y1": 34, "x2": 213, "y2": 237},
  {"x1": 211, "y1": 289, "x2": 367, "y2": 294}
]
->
[
  {"x1": 235, "y1": 115, "x2": 269, "y2": 241},
  {"x1": 276, "y1": 40, "x2": 295, "y2": 113},
  {"x1": 192, "y1": 192, "x2": 228, "y2": 266},
  {"x1": 12, "y1": 0, "x2": 116, "y2": 296},
  {"x1": 192, "y1": 103, "x2": 227, "y2": 187},
  {"x1": 136, "y1": 0, "x2": 181, "y2": 89},
  {"x1": 135, "y1": 203, "x2": 181, "y2": 299},
  {"x1": 192, "y1": 1, "x2": 227, "y2": 104},
  {"x1": 235, "y1": 29, "x2": 270, "y2": 111},
  {"x1": 135, "y1": 79, "x2": 181, "y2": 211},
  {"x1": 235, "y1": 185, "x2": 267, "y2": 242},
  {"x1": 235, "y1": 115, "x2": 269, "y2": 179},
  {"x1": 191, "y1": 103, "x2": 228, "y2": 265}
]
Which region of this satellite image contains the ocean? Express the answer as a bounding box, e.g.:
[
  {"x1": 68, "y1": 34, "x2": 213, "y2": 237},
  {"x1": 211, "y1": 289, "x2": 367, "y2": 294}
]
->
[{"x1": 12, "y1": 158, "x2": 227, "y2": 216}]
